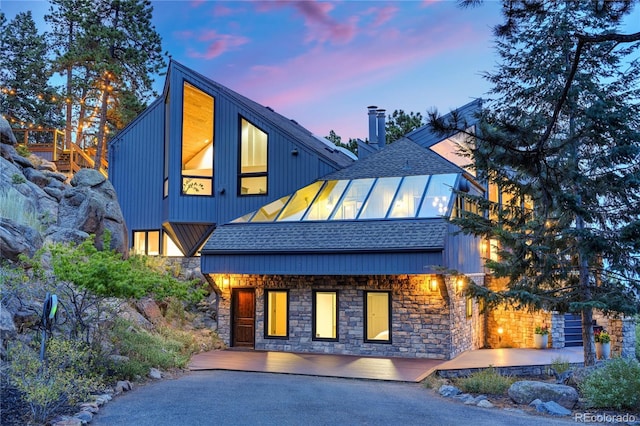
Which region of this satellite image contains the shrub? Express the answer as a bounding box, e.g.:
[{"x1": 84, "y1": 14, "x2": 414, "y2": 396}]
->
[
  {"x1": 105, "y1": 319, "x2": 201, "y2": 380},
  {"x1": 11, "y1": 173, "x2": 26, "y2": 184},
  {"x1": 15, "y1": 144, "x2": 31, "y2": 157},
  {"x1": 579, "y1": 358, "x2": 640, "y2": 411},
  {"x1": 455, "y1": 366, "x2": 514, "y2": 395},
  {"x1": 8, "y1": 338, "x2": 102, "y2": 424},
  {"x1": 0, "y1": 188, "x2": 41, "y2": 230},
  {"x1": 550, "y1": 356, "x2": 571, "y2": 375}
]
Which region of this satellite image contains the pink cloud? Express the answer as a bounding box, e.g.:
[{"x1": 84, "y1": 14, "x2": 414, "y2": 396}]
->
[
  {"x1": 189, "y1": 0, "x2": 205, "y2": 7},
  {"x1": 236, "y1": 24, "x2": 478, "y2": 109},
  {"x1": 213, "y1": 4, "x2": 234, "y2": 17},
  {"x1": 293, "y1": 1, "x2": 357, "y2": 44},
  {"x1": 369, "y1": 5, "x2": 398, "y2": 27},
  {"x1": 185, "y1": 32, "x2": 250, "y2": 59}
]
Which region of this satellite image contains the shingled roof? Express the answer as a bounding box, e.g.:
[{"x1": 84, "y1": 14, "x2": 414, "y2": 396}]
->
[
  {"x1": 322, "y1": 137, "x2": 462, "y2": 180},
  {"x1": 201, "y1": 220, "x2": 447, "y2": 254}
]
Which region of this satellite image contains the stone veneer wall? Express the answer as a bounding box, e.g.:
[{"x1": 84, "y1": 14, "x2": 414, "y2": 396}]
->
[
  {"x1": 485, "y1": 277, "x2": 555, "y2": 349},
  {"x1": 212, "y1": 274, "x2": 484, "y2": 360},
  {"x1": 447, "y1": 274, "x2": 486, "y2": 358},
  {"x1": 592, "y1": 312, "x2": 637, "y2": 359}
]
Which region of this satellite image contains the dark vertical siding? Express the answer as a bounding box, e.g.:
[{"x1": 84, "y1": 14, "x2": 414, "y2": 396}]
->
[
  {"x1": 109, "y1": 99, "x2": 164, "y2": 233},
  {"x1": 201, "y1": 252, "x2": 444, "y2": 275}
]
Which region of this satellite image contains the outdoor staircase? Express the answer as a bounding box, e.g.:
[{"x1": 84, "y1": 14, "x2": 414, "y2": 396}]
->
[
  {"x1": 564, "y1": 313, "x2": 603, "y2": 347},
  {"x1": 564, "y1": 313, "x2": 583, "y2": 347}
]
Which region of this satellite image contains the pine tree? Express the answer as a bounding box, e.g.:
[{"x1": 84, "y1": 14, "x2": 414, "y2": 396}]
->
[
  {"x1": 0, "y1": 11, "x2": 61, "y2": 136},
  {"x1": 385, "y1": 110, "x2": 424, "y2": 143},
  {"x1": 435, "y1": 1, "x2": 640, "y2": 365}
]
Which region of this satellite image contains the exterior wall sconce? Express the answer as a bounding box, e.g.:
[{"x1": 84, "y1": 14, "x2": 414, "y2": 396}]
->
[
  {"x1": 430, "y1": 278, "x2": 438, "y2": 292},
  {"x1": 497, "y1": 326, "x2": 503, "y2": 344},
  {"x1": 456, "y1": 278, "x2": 464, "y2": 294},
  {"x1": 222, "y1": 275, "x2": 230, "y2": 289},
  {"x1": 291, "y1": 148, "x2": 299, "y2": 156}
]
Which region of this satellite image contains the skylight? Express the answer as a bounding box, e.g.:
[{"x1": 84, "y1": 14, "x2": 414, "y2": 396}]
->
[{"x1": 231, "y1": 174, "x2": 459, "y2": 223}]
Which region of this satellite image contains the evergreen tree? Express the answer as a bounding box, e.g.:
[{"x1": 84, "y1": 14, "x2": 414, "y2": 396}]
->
[
  {"x1": 45, "y1": 0, "x2": 166, "y2": 169},
  {"x1": 0, "y1": 11, "x2": 61, "y2": 136},
  {"x1": 385, "y1": 110, "x2": 424, "y2": 143},
  {"x1": 326, "y1": 130, "x2": 358, "y2": 155},
  {"x1": 434, "y1": 1, "x2": 640, "y2": 365}
]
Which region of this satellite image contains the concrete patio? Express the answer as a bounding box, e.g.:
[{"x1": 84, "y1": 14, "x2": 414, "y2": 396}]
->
[{"x1": 189, "y1": 346, "x2": 584, "y2": 383}]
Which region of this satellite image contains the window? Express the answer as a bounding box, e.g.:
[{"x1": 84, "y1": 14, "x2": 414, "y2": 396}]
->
[
  {"x1": 303, "y1": 180, "x2": 348, "y2": 221},
  {"x1": 164, "y1": 89, "x2": 170, "y2": 198},
  {"x1": 239, "y1": 118, "x2": 268, "y2": 195},
  {"x1": 162, "y1": 233, "x2": 183, "y2": 257},
  {"x1": 181, "y1": 82, "x2": 214, "y2": 196},
  {"x1": 358, "y1": 177, "x2": 401, "y2": 219},
  {"x1": 132, "y1": 230, "x2": 160, "y2": 255},
  {"x1": 330, "y1": 178, "x2": 375, "y2": 220},
  {"x1": 313, "y1": 291, "x2": 338, "y2": 340},
  {"x1": 265, "y1": 290, "x2": 288, "y2": 338},
  {"x1": 364, "y1": 291, "x2": 391, "y2": 343},
  {"x1": 466, "y1": 296, "x2": 473, "y2": 319}
]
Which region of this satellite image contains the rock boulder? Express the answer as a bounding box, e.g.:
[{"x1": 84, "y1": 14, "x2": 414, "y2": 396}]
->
[{"x1": 508, "y1": 380, "x2": 579, "y2": 409}]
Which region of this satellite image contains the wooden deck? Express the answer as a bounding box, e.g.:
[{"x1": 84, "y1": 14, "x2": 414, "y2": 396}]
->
[{"x1": 189, "y1": 350, "x2": 444, "y2": 382}]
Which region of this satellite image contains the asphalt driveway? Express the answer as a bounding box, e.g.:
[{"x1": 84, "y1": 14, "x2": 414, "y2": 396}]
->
[{"x1": 92, "y1": 371, "x2": 577, "y2": 426}]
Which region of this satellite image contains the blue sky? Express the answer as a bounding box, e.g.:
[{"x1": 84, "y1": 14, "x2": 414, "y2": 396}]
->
[{"x1": 2, "y1": 1, "x2": 638, "y2": 141}]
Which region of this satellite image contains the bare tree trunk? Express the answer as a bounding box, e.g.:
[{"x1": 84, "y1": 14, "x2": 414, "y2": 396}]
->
[{"x1": 93, "y1": 80, "x2": 109, "y2": 171}]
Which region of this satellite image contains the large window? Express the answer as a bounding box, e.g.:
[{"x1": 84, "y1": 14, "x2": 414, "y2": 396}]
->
[
  {"x1": 364, "y1": 291, "x2": 391, "y2": 343},
  {"x1": 265, "y1": 290, "x2": 288, "y2": 338},
  {"x1": 313, "y1": 291, "x2": 338, "y2": 340},
  {"x1": 239, "y1": 118, "x2": 268, "y2": 195},
  {"x1": 181, "y1": 82, "x2": 214, "y2": 196},
  {"x1": 132, "y1": 230, "x2": 160, "y2": 255}
]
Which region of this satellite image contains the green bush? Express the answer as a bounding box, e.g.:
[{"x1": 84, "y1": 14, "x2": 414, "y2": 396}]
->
[
  {"x1": 8, "y1": 338, "x2": 102, "y2": 424},
  {"x1": 550, "y1": 356, "x2": 571, "y2": 375},
  {"x1": 0, "y1": 188, "x2": 41, "y2": 230},
  {"x1": 579, "y1": 358, "x2": 640, "y2": 411},
  {"x1": 106, "y1": 319, "x2": 199, "y2": 380},
  {"x1": 455, "y1": 366, "x2": 515, "y2": 395},
  {"x1": 15, "y1": 144, "x2": 31, "y2": 157}
]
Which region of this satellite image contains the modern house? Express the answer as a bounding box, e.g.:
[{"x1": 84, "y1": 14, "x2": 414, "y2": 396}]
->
[
  {"x1": 108, "y1": 60, "x2": 354, "y2": 258},
  {"x1": 110, "y1": 62, "x2": 636, "y2": 360}
]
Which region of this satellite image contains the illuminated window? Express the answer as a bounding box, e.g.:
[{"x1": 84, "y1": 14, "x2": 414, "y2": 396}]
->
[
  {"x1": 181, "y1": 82, "x2": 214, "y2": 196},
  {"x1": 239, "y1": 118, "x2": 268, "y2": 195},
  {"x1": 418, "y1": 174, "x2": 457, "y2": 217},
  {"x1": 277, "y1": 181, "x2": 324, "y2": 221},
  {"x1": 162, "y1": 233, "x2": 183, "y2": 257},
  {"x1": 313, "y1": 291, "x2": 338, "y2": 340},
  {"x1": 132, "y1": 230, "x2": 160, "y2": 256},
  {"x1": 466, "y1": 296, "x2": 473, "y2": 318},
  {"x1": 303, "y1": 180, "x2": 348, "y2": 221},
  {"x1": 330, "y1": 179, "x2": 375, "y2": 220},
  {"x1": 251, "y1": 196, "x2": 290, "y2": 222},
  {"x1": 388, "y1": 175, "x2": 428, "y2": 218},
  {"x1": 364, "y1": 291, "x2": 391, "y2": 343},
  {"x1": 358, "y1": 177, "x2": 401, "y2": 219},
  {"x1": 265, "y1": 290, "x2": 288, "y2": 338}
]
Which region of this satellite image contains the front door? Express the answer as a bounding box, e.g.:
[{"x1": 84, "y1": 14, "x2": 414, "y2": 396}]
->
[{"x1": 232, "y1": 288, "x2": 255, "y2": 348}]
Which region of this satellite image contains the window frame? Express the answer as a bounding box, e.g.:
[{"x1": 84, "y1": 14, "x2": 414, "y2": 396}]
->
[
  {"x1": 238, "y1": 115, "x2": 269, "y2": 196},
  {"x1": 264, "y1": 290, "x2": 289, "y2": 339},
  {"x1": 312, "y1": 290, "x2": 339, "y2": 342},
  {"x1": 180, "y1": 80, "x2": 215, "y2": 197},
  {"x1": 132, "y1": 230, "x2": 161, "y2": 256},
  {"x1": 363, "y1": 290, "x2": 392, "y2": 344}
]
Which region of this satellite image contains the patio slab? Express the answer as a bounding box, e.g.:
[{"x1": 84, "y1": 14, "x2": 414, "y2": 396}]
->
[{"x1": 189, "y1": 346, "x2": 585, "y2": 383}]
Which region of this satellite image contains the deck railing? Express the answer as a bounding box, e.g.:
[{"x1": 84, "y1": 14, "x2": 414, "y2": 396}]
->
[{"x1": 12, "y1": 128, "x2": 108, "y2": 177}]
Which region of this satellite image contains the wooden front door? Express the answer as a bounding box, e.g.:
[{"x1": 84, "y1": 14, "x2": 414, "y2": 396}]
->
[{"x1": 232, "y1": 288, "x2": 255, "y2": 348}]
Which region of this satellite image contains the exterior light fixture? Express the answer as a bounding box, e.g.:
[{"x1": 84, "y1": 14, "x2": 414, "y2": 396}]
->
[
  {"x1": 430, "y1": 278, "x2": 438, "y2": 292},
  {"x1": 456, "y1": 278, "x2": 464, "y2": 293},
  {"x1": 222, "y1": 275, "x2": 230, "y2": 289},
  {"x1": 497, "y1": 327, "x2": 503, "y2": 335}
]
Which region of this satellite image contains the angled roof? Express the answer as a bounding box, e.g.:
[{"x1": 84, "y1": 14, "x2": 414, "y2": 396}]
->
[
  {"x1": 202, "y1": 220, "x2": 447, "y2": 254},
  {"x1": 322, "y1": 138, "x2": 463, "y2": 180},
  {"x1": 406, "y1": 98, "x2": 482, "y2": 148},
  {"x1": 170, "y1": 61, "x2": 354, "y2": 170}
]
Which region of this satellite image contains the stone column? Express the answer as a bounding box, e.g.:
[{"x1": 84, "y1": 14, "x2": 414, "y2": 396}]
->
[{"x1": 551, "y1": 312, "x2": 564, "y2": 349}]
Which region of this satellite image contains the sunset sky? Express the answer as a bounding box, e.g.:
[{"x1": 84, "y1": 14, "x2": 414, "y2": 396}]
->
[{"x1": 3, "y1": 1, "x2": 638, "y2": 141}]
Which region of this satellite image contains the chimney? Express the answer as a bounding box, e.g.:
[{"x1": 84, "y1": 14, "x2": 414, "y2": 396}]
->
[
  {"x1": 367, "y1": 106, "x2": 378, "y2": 145},
  {"x1": 377, "y1": 109, "x2": 386, "y2": 149}
]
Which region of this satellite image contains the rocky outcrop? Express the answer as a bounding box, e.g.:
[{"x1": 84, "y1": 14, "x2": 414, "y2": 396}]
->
[
  {"x1": 0, "y1": 116, "x2": 17, "y2": 145},
  {"x1": 508, "y1": 380, "x2": 579, "y2": 409},
  {"x1": 0, "y1": 129, "x2": 128, "y2": 261}
]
